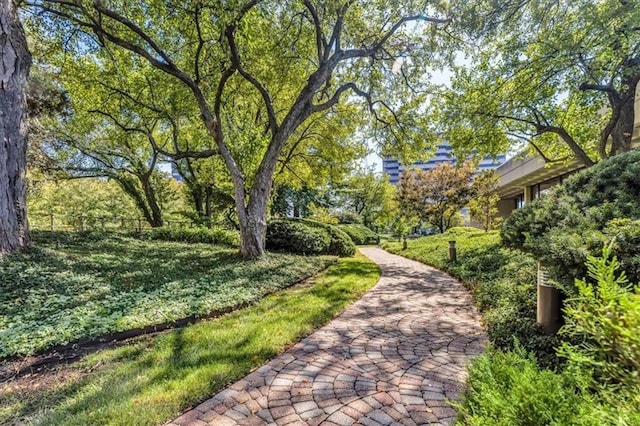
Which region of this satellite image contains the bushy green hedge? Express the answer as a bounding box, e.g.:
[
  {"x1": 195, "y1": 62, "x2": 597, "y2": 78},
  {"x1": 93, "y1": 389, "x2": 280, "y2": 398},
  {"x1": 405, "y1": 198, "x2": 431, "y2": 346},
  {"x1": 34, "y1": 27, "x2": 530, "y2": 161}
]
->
[
  {"x1": 502, "y1": 149, "x2": 640, "y2": 290},
  {"x1": 338, "y1": 224, "x2": 379, "y2": 245},
  {"x1": 266, "y1": 218, "x2": 356, "y2": 257},
  {"x1": 135, "y1": 226, "x2": 239, "y2": 246}
]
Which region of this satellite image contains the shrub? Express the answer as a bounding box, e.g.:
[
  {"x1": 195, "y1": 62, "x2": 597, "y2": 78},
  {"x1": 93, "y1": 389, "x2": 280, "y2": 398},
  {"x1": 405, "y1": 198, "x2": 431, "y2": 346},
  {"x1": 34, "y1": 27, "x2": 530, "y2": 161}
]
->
[
  {"x1": 266, "y1": 219, "x2": 356, "y2": 257},
  {"x1": 456, "y1": 345, "x2": 598, "y2": 426},
  {"x1": 559, "y1": 247, "x2": 640, "y2": 390},
  {"x1": 136, "y1": 226, "x2": 239, "y2": 246},
  {"x1": 338, "y1": 223, "x2": 379, "y2": 245},
  {"x1": 502, "y1": 149, "x2": 640, "y2": 290},
  {"x1": 265, "y1": 220, "x2": 330, "y2": 255},
  {"x1": 458, "y1": 250, "x2": 640, "y2": 426},
  {"x1": 334, "y1": 211, "x2": 363, "y2": 224}
]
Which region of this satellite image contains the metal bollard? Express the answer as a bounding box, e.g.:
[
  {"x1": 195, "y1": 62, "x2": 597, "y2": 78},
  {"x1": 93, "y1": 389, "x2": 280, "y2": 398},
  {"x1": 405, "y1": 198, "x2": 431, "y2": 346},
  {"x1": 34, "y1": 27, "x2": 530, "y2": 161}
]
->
[
  {"x1": 536, "y1": 262, "x2": 563, "y2": 334},
  {"x1": 448, "y1": 240, "x2": 457, "y2": 262}
]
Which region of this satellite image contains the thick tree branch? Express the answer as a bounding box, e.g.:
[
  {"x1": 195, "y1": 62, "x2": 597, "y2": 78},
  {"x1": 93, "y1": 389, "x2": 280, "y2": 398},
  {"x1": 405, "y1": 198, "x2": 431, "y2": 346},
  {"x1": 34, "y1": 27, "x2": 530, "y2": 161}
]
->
[{"x1": 225, "y1": 25, "x2": 278, "y2": 135}]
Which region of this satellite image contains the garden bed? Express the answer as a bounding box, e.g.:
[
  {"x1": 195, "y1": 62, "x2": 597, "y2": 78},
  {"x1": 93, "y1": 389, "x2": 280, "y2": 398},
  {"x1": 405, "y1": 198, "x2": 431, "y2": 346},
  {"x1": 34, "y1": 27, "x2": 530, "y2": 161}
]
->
[{"x1": 0, "y1": 232, "x2": 334, "y2": 359}]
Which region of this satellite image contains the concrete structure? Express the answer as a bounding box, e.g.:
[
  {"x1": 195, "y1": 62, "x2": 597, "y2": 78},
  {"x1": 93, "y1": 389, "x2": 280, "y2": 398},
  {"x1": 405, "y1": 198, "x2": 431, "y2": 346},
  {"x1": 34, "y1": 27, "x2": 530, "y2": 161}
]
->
[
  {"x1": 383, "y1": 144, "x2": 506, "y2": 184},
  {"x1": 494, "y1": 156, "x2": 583, "y2": 218}
]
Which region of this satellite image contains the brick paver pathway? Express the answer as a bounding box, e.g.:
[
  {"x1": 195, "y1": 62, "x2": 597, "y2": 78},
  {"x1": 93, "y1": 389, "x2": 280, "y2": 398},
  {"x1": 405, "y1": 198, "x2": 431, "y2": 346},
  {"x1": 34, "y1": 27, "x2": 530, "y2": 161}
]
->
[{"x1": 167, "y1": 247, "x2": 487, "y2": 426}]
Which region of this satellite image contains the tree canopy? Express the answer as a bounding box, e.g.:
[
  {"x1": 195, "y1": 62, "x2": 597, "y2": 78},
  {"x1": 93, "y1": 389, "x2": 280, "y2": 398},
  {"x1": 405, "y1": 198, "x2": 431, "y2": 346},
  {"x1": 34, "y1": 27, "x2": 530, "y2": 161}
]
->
[
  {"x1": 25, "y1": 0, "x2": 453, "y2": 257},
  {"x1": 438, "y1": 0, "x2": 640, "y2": 166}
]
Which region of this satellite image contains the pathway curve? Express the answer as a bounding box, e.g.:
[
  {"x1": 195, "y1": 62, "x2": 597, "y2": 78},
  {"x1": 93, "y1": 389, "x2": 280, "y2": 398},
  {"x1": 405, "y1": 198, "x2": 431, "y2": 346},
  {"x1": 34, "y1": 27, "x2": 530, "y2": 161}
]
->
[{"x1": 167, "y1": 247, "x2": 487, "y2": 426}]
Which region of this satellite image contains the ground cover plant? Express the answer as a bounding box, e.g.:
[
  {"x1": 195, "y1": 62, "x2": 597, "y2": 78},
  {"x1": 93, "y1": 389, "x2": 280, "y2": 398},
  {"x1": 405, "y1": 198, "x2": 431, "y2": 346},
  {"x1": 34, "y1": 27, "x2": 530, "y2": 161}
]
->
[
  {"x1": 135, "y1": 226, "x2": 239, "y2": 246},
  {"x1": 383, "y1": 227, "x2": 559, "y2": 367},
  {"x1": 457, "y1": 249, "x2": 640, "y2": 425},
  {"x1": 0, "y1": 253, "x2": 380, "y2": 426},
  {"x1": 0, "y1": 231, "x2": 333, "y2": 359}
]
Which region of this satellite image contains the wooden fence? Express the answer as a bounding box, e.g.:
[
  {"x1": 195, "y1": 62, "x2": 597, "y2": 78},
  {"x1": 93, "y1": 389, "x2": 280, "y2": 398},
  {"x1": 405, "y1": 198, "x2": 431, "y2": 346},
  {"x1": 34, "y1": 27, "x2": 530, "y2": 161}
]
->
[{"x1": 28, "y1": 213, "x2": 197, "y2": 232}]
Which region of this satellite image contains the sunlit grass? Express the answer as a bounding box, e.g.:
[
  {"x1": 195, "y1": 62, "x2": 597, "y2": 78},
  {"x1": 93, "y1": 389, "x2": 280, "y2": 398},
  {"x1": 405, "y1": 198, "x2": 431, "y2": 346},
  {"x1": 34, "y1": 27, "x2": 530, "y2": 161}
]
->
[{"x1": 1, "y1": 253, "x2": 380, "y2": 426}]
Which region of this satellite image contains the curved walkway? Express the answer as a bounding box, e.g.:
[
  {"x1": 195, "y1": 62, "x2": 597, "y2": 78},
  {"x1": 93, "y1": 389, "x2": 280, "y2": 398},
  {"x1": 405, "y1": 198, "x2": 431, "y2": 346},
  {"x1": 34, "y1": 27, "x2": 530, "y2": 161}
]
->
[{"x1": 167, "y1": 248, "x2": 487, "y2": 426}]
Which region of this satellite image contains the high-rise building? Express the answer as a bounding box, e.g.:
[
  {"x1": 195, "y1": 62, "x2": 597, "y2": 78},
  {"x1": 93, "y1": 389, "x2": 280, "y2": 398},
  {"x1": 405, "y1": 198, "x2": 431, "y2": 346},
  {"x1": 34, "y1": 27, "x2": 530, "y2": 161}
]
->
[{"x1": 382, "y1": 143, "x2": 506, "y2": 184}]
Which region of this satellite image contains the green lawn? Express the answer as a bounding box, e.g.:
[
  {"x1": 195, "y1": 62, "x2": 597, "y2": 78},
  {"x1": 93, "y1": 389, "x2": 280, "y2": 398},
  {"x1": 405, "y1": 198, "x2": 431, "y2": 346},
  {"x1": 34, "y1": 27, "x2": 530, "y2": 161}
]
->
[
  {"x1": 383, "y1": 227, "x2": 502, "y2": 273},
  {"x1": 0, "y1": 252, "x2": 380, "y2": 426},
  {"x1": 0, "y1": 232, "x2": 334, "y2": 358}
]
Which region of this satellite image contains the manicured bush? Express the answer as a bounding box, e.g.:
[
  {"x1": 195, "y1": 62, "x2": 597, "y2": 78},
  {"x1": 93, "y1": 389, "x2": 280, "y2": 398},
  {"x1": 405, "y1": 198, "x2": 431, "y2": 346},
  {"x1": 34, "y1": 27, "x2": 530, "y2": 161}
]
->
[
  {"x1": 334, "y1": 211, "x2": 363, "y2": 224},
  {"x1": 338, "y1": 223, "x2": 380, "y2": 245},
  {"x1": 266, "y1": 218, "x2": 356, "y2": 257},
  {"x1": 265, "y1": 220, "x2": 330, "y2": 255},
  {"x1": 502, "y1": 149, "x2": 640, "y2": 290},
  {"x1": 136, "y1": 226, "x2": 240, "y2": 246}
]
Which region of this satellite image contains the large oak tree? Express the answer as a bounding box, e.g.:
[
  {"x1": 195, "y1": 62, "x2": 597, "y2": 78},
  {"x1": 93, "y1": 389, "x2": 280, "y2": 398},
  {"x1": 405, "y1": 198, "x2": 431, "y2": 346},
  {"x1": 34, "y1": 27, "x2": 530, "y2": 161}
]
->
[{"x1": 28, "y1": 0, "x2": 451, "y2": 258}]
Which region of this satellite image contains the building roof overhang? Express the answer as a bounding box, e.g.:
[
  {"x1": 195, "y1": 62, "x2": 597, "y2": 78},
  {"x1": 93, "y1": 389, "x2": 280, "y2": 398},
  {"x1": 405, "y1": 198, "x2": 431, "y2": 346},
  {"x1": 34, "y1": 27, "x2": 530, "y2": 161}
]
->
[{"x1": 495, "y1": 155, "x2": 584, "y2": 198}]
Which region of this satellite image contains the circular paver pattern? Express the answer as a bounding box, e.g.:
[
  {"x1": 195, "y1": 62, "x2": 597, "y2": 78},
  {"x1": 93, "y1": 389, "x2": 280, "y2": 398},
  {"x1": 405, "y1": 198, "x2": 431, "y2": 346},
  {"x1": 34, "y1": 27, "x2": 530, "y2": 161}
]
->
[{"x1": 166, "y1": 247, "x2": 487, "y2": 426}]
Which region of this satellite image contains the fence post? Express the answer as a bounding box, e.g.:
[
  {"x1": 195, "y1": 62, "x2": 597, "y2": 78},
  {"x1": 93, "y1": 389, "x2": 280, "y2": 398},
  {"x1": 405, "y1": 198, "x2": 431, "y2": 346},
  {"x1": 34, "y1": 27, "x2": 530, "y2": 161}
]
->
[
  {"x1": 121, "y1": 217, "x2": 126, "y2": 230},
  {"x1": 138, "y1": 218, "x2": 142, "y2": 232},
  {"x1": 100, "y1": 216, "x2": 105, "y2": 230},
  {"x1": 78, "y1": 215, "x2": 84, "y2": 232},
  {"x1": 50, "y1": 213, "x2": 54, "y2": 231}
]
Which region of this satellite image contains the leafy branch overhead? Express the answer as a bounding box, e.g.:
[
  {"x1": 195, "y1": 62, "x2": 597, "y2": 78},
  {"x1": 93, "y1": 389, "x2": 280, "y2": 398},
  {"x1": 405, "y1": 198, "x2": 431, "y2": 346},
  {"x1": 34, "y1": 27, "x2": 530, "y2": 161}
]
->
[
  {"x1": 438, "y1": 0, "x2": 640, "y2": 166},
  {"x1": 27, "y1": 0, "x2": 454, "y2": 257}
]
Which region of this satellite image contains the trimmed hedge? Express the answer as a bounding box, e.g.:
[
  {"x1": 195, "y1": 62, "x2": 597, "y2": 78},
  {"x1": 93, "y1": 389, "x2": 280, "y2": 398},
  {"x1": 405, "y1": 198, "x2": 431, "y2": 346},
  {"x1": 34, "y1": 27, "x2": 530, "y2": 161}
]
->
[
  {"x1": 338, "y1": 224, "x2": 379, "y2": 245},
  {"x1": 135, "y1": 226, "x2": 239, "y2": 246},
  {"x1": 502, "y1": 149, "x2": 640, "y2": 290},
  {"x1": 267, "y1": 218, "x2": 356, "y2": 257}
]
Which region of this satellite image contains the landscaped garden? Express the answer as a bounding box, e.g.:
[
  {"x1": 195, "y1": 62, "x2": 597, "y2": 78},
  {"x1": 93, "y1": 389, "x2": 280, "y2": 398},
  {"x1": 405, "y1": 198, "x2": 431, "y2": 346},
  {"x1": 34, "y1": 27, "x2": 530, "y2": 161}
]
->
[
  {"x1": 385, "y1": 150, "x2": 640, "y2": 425},
  {"x1": 0, "y1": 239, "x2": 380, "y2": 425},
  {"x1": 1, "y1": 0, "x2": 639, "y2": 424},
  {"x1": 0, "y1": 231, "x2": 336, "y2": 359}
]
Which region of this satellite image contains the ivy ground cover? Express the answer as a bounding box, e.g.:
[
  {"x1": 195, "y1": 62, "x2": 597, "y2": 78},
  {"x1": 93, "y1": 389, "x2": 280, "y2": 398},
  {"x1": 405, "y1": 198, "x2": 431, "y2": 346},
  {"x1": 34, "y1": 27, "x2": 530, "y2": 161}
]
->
[
  {"x1": 0, "y1": 232, "x2": 334, "y2": 359},
  {"x1": 1, "y1": 253, "x2": 380, "y2": 425}
]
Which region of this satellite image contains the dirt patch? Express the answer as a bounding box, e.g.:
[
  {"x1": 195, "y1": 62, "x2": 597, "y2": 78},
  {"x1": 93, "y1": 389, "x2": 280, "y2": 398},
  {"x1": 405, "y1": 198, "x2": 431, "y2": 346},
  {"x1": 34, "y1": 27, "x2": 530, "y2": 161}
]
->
[{"x1": 2, "y1": 364, "x2": 87, "y2": 400}]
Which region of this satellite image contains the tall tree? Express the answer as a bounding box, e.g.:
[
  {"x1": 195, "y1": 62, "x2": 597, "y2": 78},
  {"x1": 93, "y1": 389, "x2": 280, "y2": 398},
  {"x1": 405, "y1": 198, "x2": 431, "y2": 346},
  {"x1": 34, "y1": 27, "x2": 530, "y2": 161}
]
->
[
  {"x1": 29, "y1": 0, "x2": 452, "y2": 258},
  {"x1": 440, "y1": 0, "x2": 640, "y2": 165},
  {"x1": 337, "y1": 170, "x2": 396, "y2": 230},
  {"x1": 396, "y1": 161, "x2": 475, "y2": 233},
  {"x1": 0, "y1": 0, "x2": 31, "y2": 254},
  {"x1": 468, "y1": 169, "x2": 501, "y2": 232}
]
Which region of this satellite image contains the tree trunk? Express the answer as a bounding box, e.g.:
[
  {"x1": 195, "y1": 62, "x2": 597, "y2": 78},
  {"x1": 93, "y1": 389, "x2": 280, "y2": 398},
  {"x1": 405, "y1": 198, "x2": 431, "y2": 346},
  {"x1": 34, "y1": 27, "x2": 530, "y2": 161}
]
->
[
  {"x1": 204, "y1": 186, "x2": 212, "y2": 220},
  {"x1": 0, "y1": 0, "x2": 31, "y2": 254},
  {"x1": 609, "y1": 93, "x2": 635, "y2": 156},
  {"x1": 141, "y1": 176, "x2": 163, "y2": 227}
]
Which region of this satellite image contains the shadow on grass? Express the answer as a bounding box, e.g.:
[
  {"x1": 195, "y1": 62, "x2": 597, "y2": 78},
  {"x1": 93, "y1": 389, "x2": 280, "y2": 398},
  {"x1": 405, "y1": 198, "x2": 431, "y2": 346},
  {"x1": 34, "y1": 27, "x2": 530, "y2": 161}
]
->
[{"x1": 2, "y1": 254, "x2": 380, "y2": 426}]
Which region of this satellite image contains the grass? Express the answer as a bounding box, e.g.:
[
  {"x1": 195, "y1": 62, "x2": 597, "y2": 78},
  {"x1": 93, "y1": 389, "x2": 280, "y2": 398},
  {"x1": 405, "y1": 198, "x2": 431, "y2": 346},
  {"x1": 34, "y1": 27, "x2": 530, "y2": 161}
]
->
[
  {"x1": 0, "y1": 231, "x2": 334, "y2": 358},
  {"x1": 0, "y1": 252, "x2": 380, "y2": 425}
]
